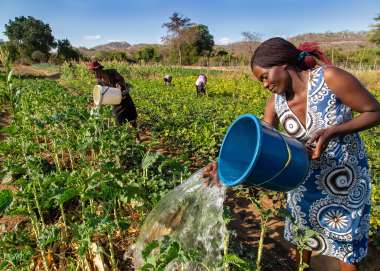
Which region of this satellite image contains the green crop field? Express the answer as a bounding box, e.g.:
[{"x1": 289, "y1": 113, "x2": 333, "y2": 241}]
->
[{"x1": 0, "y1": 63, "x2": 379, "y2": 270}]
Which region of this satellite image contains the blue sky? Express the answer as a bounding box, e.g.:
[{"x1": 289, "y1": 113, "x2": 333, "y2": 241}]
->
[{"x1": 0, "y1": 0, "x2": 379, "y2": 48}]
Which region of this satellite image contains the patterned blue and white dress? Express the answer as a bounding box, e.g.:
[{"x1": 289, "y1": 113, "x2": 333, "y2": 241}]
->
[{"x1": 274, "y1": 66, "x2": 371, "y2": 264}]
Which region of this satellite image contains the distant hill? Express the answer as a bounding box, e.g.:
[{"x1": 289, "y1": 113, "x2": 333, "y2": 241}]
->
[
  {"x1": 76, "y1": 31, "x2": 373, "y2": 59},
  {"x1": 288, "y1": 31, "x2": 369, "y2": 44},
  {"x1": 77, "y1": 42, "x2": 161, "y2": 58},
  {"x1": 288, "y1": 31, "x2": 372, "y2": 52},
  {"x1": 125, "y1": 43, "x2": 161, "y2": 55},
  {"x1": 92, "y1": 41, "x2": 131, "y2": 51},
  {"x1": 219, "y1": 31, "x2": 372, "y2": 57},
  {"x1": 77, "y1": 41, "x2": 132, "y2": 57}
]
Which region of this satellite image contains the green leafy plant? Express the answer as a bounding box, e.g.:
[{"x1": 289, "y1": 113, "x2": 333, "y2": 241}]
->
[
  {"x1": 0, "y1": 190, "x2": 13, "y2": 215},
  {"x1": 139, "y1": 236, "x2": 202, "y2": 271}
]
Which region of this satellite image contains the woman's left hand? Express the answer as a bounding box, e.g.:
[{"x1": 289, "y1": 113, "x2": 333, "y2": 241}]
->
[
  {"x1": 306, "y1": 127, "x2": 336, "y2": 160},
  {"x1": 202, "y1": 162, "x2": 221, "y2": 187}
]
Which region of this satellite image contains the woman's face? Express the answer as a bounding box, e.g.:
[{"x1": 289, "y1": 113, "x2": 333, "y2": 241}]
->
[{"x1": 252, "y1": 65, "x2": 291, "y2": 95}]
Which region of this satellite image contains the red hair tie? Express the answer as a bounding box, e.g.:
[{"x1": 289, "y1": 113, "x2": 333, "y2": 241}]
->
[{"x1": 297, "y1": 42, "x2": 332, "y2": 68}]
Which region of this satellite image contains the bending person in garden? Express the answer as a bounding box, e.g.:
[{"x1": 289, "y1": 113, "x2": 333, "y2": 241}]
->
[
  {"x1": 203, "y1": 37, "x2": 380, "y2": 271},
  {"x1": 88, "y1": 60, "x2": 140, "y2": 141},
  {"x1": 195, "y1": 73, "x2": 207, "y2": 95},
  {"x1": 163, "y1": 74, "x2": 172, "y2": 85}
]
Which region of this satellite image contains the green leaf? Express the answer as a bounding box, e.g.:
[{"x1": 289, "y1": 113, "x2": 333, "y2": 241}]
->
[
  {"x1": 160, "y1": 241, "x2": 180, "y2": 266},
  {"x1": 57, "y1": 188, "x2": 79, "y2": 205},
  {"x1": 37, "y1": 225, "x2": 60, "y2": 249},
  {"x1": 7, "y1": 69, "x2": 14, "y2": 84},
  {"x1": 142, "y1": 151, "x2": 160, "y2": 171},
  {"x1": 142, "y1": 240, "x2": 160, "y2": 260},
  {"x1": 0, "y1": 261, "x2": 9, "y2": 271},
  {"x1": 0, "y1": 189, "x2": 13, "y2": 215}
]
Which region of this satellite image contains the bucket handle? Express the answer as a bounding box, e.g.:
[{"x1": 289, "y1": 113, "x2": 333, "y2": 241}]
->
[{"x1": 254, "y1": 133, "x2": 292, "y2": 187}]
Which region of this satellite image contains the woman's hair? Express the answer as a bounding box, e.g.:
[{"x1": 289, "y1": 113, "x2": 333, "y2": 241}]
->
[{"x1": 250, "y1": 37, "x2": 331, "y2": 70}]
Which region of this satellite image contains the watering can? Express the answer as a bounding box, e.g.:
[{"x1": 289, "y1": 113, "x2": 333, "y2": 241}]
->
[
  {"x1": 217, "y1": 114, "x2": 310, "y2": 192},
  {"x1": 93, "y1": 85, "x2": 122, "y2": 107}
]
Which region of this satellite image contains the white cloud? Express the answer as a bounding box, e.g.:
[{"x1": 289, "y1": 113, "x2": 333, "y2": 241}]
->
[
  {"x1": 83, "y1": 34, "x2": 102, "y2": 41},
  {"x1": 217, "y1": 37, "x2": 233, "y2": 45}
]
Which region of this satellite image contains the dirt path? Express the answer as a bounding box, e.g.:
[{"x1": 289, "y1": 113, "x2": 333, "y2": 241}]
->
[
  {"x1": 13, "y1": 65, "x2": 61, "y2": 79},
  {"x1": 225, "y1": 194, "x2": 296, "y2": 271}
]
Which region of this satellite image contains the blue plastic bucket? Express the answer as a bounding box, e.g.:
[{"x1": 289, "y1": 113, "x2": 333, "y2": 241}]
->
[{"x1": 217, "y1": 114, "x2": 310, "y2": 191}]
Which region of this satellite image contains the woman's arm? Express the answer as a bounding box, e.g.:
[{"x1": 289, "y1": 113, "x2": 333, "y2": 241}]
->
[
  {"x1": 306, "y1": 66, "x2": 380, "y2": 159},
  {"x1": 262, "y1": 94, "x2": 279, "y2": 128},
  {"x1": 326, "y1": 66, "x2": 380, "y2": 134},
  {"x1": 96, "y1": 78, "x2": 104, "y2": 86},
  {"x1": 113, "y1": 71, "x2": 127, "y2": 90},
  {"x1": 202, "y1": 95, "x2": 279, "y2": 186}
]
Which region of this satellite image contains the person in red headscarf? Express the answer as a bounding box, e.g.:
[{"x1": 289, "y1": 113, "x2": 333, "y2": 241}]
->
[
  {"x1": 203, "y1": 37, "x2": 380, "y2": 271},
  {"x1": 87, "y1": 60, "x2": 140, "y2": 140}
]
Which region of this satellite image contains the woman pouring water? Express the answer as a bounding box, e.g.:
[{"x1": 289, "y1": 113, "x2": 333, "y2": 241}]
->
[
  {"x1": 88, "y1": 61, "x2": 140, "y2": 141},
  {"x1": 203, "y1": 37, "x2": 380, "y2": 271}
]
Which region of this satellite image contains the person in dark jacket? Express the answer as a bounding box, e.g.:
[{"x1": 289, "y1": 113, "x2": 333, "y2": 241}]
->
[{"x1": 88, "y1": 61, "x2": 140, "y2": 140}]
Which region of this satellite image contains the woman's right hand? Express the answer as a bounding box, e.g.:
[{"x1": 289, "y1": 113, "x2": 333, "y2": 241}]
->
[{"x1": 202, "y1": 162, "x2": 222, "y2": 187}]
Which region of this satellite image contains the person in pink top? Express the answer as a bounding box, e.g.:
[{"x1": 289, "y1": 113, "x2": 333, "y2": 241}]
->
[
  {"x1": 195, "y1": 74, "x2": 207, "y2": 95},
  {"x1": 163, "y1": 74, "x2": 172, "y2": 85}
]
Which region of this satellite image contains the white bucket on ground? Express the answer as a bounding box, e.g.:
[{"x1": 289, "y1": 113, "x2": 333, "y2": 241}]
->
[{"x1": 93, "y1": 85, "x2": 122, "y2": 106}]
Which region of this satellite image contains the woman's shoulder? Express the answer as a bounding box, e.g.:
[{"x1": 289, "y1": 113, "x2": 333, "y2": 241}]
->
[
  {"x1": 105, "y1": 69, "x2": 125, "y2": 80},
  {"x1": 321, "y1": 65, "x2": 340, "y2": 78},
  {"x1": 321, "y1": 65, "x2": 356, "y2": 88},
  {"x1": 316, "y1": 64, "x2": 355, "y2": 81},
  {"x1": 308, "y1": 65, "x2": 345, "y2": 88}
]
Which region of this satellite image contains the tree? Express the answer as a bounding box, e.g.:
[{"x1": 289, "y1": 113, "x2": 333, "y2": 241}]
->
[
  {"x1": 215, "y1": 48, "x2": 229, "y2": 57},
  {"x1": 162, "y1": 12, "x2": 194, "y2": 65},
  {"x1": 211, "y1": 48, "x2": 233, "y2": 66},
  {"x1": 162, "y1": 12, "x2": 193, "y2": 36},
  {"x1": 193, "y1": 24, "x2": 214, "y2": 56},
  {"x1": 162, "y1": 12, "x2": 214, "y2": 65},
  {"x1": 4, "y1": 16, "x2": 56, "y2": 58},
  {"x1": 57, "y1": 39, "x2": 80, "y2": 62},
  {"x1": 31, "y1": 50, "x2": 47, "y2": 63},
  {"x1": 93, "y1": 51, "x2": 136, "y2": 63},
  {"x1": 241, "y1": 31, "x2": 261, "y2": 55},
  {"x1": 241, "y1": 31, "x2": 262, "y2": 43},
  {"x1": 369, "y1": 14, "x2": 380, "y2": 46},
  {"x1": 136, "y1": 46, "x2": 160, "y2": 63},
  {"x1": 176, "y1": 24, "x2": 214, "y2": 65}
]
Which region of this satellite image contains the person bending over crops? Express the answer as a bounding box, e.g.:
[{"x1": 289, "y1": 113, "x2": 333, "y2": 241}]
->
[
  {"x1": 195, "y1": 74, "x2": 207, "y2": 95},
  {"x1": 163, "y1": 74, "x2": 172, "y2": 85},
  {"x1": 87, "y1": 61, "x2": 140, "y2": 141},
  {"x1": 203, "y1": 37, "x2": 380, "y2": 271}
]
